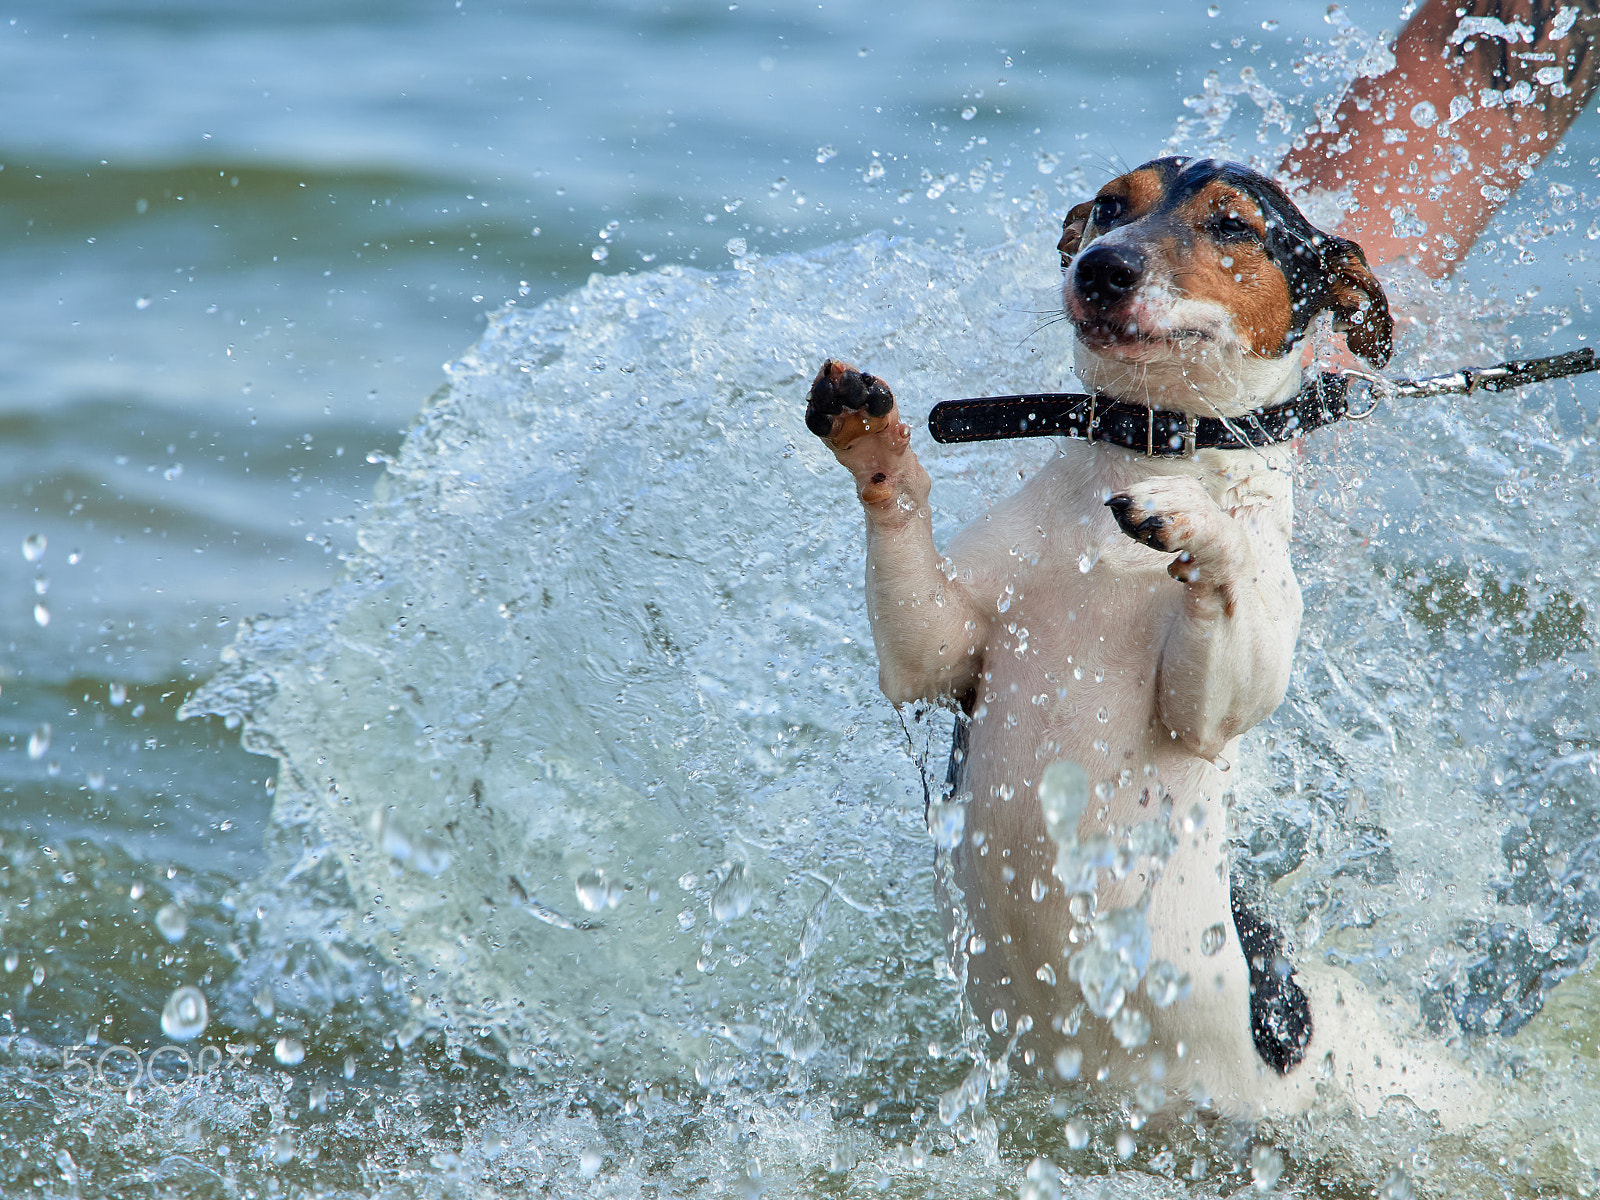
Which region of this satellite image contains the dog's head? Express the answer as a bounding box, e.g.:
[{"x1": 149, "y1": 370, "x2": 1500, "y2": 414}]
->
[{"x1": 1059, "y1": 157, "x2": 1391, "y2": 413}]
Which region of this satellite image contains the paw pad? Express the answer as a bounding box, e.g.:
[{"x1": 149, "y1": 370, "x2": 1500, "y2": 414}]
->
[{"x1": 806, "y1": 360, "x2": 896, "y2": 438}]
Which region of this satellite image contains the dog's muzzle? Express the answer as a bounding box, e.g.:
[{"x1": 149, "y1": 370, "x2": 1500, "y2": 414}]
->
[{"x1": 1073, "y1": 244, "x2": 1145, "y2": 309}]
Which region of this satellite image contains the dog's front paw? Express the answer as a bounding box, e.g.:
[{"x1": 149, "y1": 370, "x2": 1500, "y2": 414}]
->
[
  {"x1": 1106, "y1": 476, "x2": 1226, "y2": 584},
  {"x1": 1106, "y1": 493, "x2": 1175, "y2": 552},
  {"x1": 806, "y1": 359, "x2": 897, "y2": 451},
  {"x1": 805, "y1": 359, "x2": 921, "y2": 510}
]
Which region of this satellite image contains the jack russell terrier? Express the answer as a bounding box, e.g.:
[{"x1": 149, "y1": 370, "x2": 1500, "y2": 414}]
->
[{"x1": 806, "y1": 157, "x2": 1483, "y2": 1123}]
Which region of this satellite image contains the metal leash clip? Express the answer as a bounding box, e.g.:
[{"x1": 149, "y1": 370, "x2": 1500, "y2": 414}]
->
[{"x1": 1333, "y1": 365, "x2": 1393, "y2": 421}]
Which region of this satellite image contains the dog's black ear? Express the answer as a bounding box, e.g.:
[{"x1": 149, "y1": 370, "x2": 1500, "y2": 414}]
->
[
  {"x1": 1324, "y1": 237, "x2": 1392, "y2": 368},
  {"x1": 1058, "y1": 200, "x2": 1094, "y2": 260}
]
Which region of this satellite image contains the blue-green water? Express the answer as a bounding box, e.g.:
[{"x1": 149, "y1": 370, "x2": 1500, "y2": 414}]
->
[{"x1": 4, "y1": 2, "x2": 1600, "y2": 1196}]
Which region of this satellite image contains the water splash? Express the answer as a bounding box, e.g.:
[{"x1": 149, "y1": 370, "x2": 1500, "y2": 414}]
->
[{"x1": 178, "y1": 200, "x2": 1600, "y2": 1196}]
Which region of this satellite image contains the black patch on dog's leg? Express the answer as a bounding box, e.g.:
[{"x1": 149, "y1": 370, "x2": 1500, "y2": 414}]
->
[{"x1": 1231, "y1": 880, "x2": 1312, "y2": 1074}]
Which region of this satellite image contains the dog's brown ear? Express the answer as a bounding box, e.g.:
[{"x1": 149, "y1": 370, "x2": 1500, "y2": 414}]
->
[
  {"x1": 1058, "y1": 200, "x2": 1094, "y2": 260},
  {"x1": 1325, "y1": 237, "x2": 1392, "y2": 368}
]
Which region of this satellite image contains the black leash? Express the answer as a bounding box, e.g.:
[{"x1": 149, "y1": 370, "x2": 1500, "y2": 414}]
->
[{"x1": 926, "y1": 347, "x2": 1598, "y2": 455}]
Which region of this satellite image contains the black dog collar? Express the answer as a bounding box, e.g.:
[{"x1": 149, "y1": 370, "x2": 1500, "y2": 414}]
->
[
  {"x1": 927, "y1": 373, "x2": 1353, "y2": 455},
  {"x1": 926, "y1": 348, "x2": 1599, "y2": 456}
]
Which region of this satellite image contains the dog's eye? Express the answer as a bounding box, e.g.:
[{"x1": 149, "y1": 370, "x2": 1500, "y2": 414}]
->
[
  {"x1": 1091, "y1": 195, "x2": 1127, "y2": 226},
  {"x1": 1210, "y1": 213, "x2": 1258, "y2": 241}
]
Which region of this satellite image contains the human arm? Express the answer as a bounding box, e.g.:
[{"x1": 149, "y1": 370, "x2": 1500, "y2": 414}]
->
[{"x1": 1285, "y1": 0, "x2": 1600, "y2": 276}]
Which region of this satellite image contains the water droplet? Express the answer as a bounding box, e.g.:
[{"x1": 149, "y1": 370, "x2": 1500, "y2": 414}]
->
[
  {"x1": 22, "y1": 532, "x2": 45, "y2": 562},
  {"x1": 1206, "y1": 3, "x2": 1220, "y2": 14},
  {"x1": 1378, "y1": 1168, "x2": 1415, "y2": 1200},
  {"x1": 677, "y1": 908, "x2": 696, "y2": 930},
  {"x1": 927, "y1": 797, "x2": 967, "y2": 849},
  {"x1": 1096, "y1": 706, "x2": 1110, "y2": 724},
  {"x1": 1409, "y1": 100, "x2": 1438, "y2": 129},
  {"x1": 724, "y1": 236, "x2": 748, "y2": 257},
  {"x1": 155, "y1": 903, "x2": 188, "y2": 943},
  {"x1": 1146, "y1": 960, "x2": 1191, "y2": 1007},
  {"x1": 160, "y1": 985, "x2": 209, "y2": 1041},
  {"x1": 1036, "y1": 962, "x2": 1057, "y2": 985},
  {"x1": 1038, "y1": 760, "x2": 1088, "y2": 844},
  {"x1": 1200, "y1": 922, "x2": 1227, "y2": 956},
  {"x1": 33, "y1": 603, "x2": 49, "y2": 627},
  {"x1": 272, "y1": 1131, "x2": 296, "y2": 1164},
  {"x1": 27, "y1": 724, "x2": 50, "y2": 760},
  {"x1": 1055, "y1": 1047, "x2": 1082, "y2": 1082},
  {"x1": 574, "y1": 869, "x2": 608, "y2": 912},
  {"x1": 343, "y1": 1053, "x2": 357, "y2": 1080},
  {"x1": 129, "y1": 881, "x2": 144, "y2": 900},
  {"x1": 710, "y1": 862, "x2": 755, "y2": 922},
  {"x1": 1110, "y1": 1006, "x2": 1150, "y2": 1049},
  {"x1": 1031, "y1": 876, "x2": 1049, "y2": 901},
  {"x1": 1077, "y1": 549, "x2": 1100, "y2": 574},
  {"x1": 274, "y1": 1036, "x2": 306, "y2": 1066},
  {"x1": 961, "y1": 106, "x2": 977, "y2": 120},
  {"x1": 815, "y1": 144, "x2": 837, "y2": 163},
  {"x1": 863, "y1": 160, "x2": 886, "y2": 183},
  {"x1": 590, "y1": 246, "x2": 609, "y2": 262},
  {"x1": 1261, "y1": 17, "x2": 1279, "y2": 29},
  {"x1": 1116, "y1": 1130, "x2": 1136, "y2": 1160},
  {"x1": 1062, "y1": 1113, "x2": 1088, "y2": 1152},
  {"x1": 1250, "y1": 1145, "x2": 1283, "y2": 1190},
  {"x1": 136, "y1": 295, "x2": 152, "y2": 309},
  {"x1": 990, "y1": 1006, "x2": 1008, "y2": 1032},
  {"x1": 579, "y1": 1148, "x2": 604, "y2": 1178},
  {"x1": 309, "y1": 1081, "x2": 329, "y2": 1112},
  {"x1": 1135, "y1": 1081, "x2": 1165, "y2": 1114},
  {"x1": 3, "y1": 952, "x2": 17, "y2": 973},
  {"x1": 410, "y1": 835, "x2": 452, "y2": 878}
]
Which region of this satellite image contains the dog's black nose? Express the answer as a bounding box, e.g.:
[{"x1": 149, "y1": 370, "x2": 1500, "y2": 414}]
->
[{"x1": 1074, "y1": 244, "x2": 1145, "y2": 306}]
